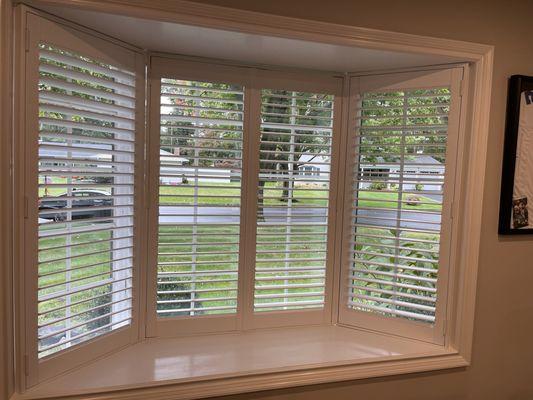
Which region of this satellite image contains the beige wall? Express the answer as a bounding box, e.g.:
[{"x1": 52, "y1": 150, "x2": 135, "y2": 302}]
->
[
  {"x1": 0, "y1": 0, "x2": 13, "y2": 399},
  {"x1": 177, "y1": 1, "x2": 533, "y2": 399}
]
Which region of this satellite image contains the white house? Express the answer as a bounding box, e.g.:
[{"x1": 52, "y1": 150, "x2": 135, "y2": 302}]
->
[
  {"x1": 296, "y1": 154, "x2": 330, "y2": 185},
  {"x1": 359, "y1": 155, "x2": 444, "y2": 192}
]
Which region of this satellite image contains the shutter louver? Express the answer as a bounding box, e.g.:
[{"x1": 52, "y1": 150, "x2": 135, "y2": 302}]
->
[
  {"x1": 37, "y1": 44, "x2": 135, "y2": 358},
  {"x1": 348, "y1": 87, "x2": 452, "y2": 324},
  {"x1": 156, "y1": 78, "x2": 244, "y2": 317},
  {"x1": 254, "y1": 90, "x2": 334, "y2": 312}
]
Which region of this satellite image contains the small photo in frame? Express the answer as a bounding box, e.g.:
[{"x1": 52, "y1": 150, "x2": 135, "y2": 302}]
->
[
  {"x1": 512, "y1": 197, "x2": 528, "y2": 229},
  {"x1": 499, "y1": 75, "x2": 533, "y2": 234}
]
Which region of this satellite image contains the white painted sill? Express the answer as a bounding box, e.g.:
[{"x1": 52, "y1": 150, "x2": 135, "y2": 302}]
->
[{"x1": 14, "y1": 325, "x2": 468, "y2": 400}]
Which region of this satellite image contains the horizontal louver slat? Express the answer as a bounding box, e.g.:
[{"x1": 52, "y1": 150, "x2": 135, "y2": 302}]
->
[
  {"x1": 348, "y1": 87, "x2": 451, "y2": 324},
  {"x1": 37, "y1": 44, "x2": 135, "y2": 359},
  {"x1": 156, "y1": 78, "x2": 245, "y2": 318},
  {"x1": 254, "y1": 89, "x2": 334, "y2": 312}
]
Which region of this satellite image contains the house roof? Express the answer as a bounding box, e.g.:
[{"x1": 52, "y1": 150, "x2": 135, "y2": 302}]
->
[
  {"x1": 160, "y1": 148, "x2": 189, "y2": 164},
  {"x1": 365, "y1": 154, "x2": 443, "y2": 168},
  {"x1": 39, "y1": 141, "x2": 190, "y2": 163},
  {"x1": 297, "y1": 154, "x2": 329, "y2": 164}
]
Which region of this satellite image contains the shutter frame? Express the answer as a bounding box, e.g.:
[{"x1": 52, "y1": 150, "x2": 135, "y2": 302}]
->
[
  {"x1": 338, "y1": 68, "x2": 464, "y2": 345},
  {"x1": 22, "y1": 14, "x2": 144, "y2": 387},
  {"x1": 145, "y1": 58, "x2": 254, "y2": 337}
]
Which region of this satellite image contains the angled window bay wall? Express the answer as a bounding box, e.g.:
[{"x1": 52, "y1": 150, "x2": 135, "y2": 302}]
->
[
  {"x1": 37, "y1": 44, "x2": 135, "y2": 359},
  {"x1": 23, "y1": 13, "x2": 144, "y2": 385}
]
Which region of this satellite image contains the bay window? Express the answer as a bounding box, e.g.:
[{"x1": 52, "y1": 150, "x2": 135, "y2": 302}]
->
[{"x1": 10, "y1": 6, "x2": 485, "y2": 397}]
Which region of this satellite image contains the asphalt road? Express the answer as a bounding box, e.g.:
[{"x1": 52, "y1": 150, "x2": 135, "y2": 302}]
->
[{"x1": 159, "y1": 206, "x2": 440, "y2": 231}]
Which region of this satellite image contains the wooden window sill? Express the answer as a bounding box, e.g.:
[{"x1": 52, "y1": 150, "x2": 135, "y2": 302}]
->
[{"x1": 14, "y1": 325, "x2": 468, "y2": 400}]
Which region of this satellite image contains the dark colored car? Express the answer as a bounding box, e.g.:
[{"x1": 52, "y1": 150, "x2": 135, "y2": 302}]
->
[{"x1": 39, "y1": 189, "x2": 113, "y2": 221}]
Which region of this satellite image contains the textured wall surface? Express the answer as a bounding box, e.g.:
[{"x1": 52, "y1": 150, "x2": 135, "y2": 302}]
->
[
  {"x1": 0, "y1": 0, "x2": 13, "y2": 399},
  {"x1": 177, "y1": 1, "x2": 533, "y2": 400}
]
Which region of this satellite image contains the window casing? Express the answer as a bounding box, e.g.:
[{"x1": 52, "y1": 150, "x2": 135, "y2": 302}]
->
[{"x1": 19, "y1": 14, "x2": 467, "y2": 388}]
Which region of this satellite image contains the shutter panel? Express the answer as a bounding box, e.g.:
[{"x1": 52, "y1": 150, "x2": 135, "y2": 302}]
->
[
  {"x1": 343, "y1": 69, "x2": 461, "y2": 338},
  {"x1": 254, "y1": 90, "x2": 334, "y2": 312},
  {"x1": 156, "y1": 78, "x2": 244, "y2": 317},
  {"x1": 37, "y1": 44, "x2": 135, "y2": 358}
]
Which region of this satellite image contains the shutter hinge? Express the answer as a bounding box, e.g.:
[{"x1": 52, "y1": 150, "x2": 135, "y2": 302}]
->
[
  {"x1": 459, "y1": 79, "x2": 465, "y2": 97},
  {"x1": 24, "y1": 354, "x2": 30, "y2": 376},
  {"x1": 442, "y1": 319, "x2": 448, "y2": 337},
  {"x1": 24, "y1": 196, "x2": 28, "y2": 219},
  {"x1": 25, "y1": 28, "x2": 30, "y2": 53}
]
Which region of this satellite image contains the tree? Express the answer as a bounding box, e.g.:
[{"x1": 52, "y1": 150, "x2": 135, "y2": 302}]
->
[{"x1": 257, "y1": 90, "x2": 333, "y2": 217}]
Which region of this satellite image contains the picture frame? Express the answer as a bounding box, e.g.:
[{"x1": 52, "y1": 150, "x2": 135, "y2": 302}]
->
[{"x1": 499, "y1": 75, "x2": 533, "y2": 234}]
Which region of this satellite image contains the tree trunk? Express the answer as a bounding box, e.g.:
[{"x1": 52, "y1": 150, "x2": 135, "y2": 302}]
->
[{"x1": 257, "y1": 179, "x2": 266, "y2": 221}]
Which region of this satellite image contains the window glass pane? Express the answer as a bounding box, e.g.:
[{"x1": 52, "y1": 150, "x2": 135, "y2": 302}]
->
[
  {"x1": 254, "y1": 90, "x2": 334, "y2": 312},
  {"x1": 349, "y1": 88, "x2": 451, "y2": 323},
  {"x1": 37, "y1": 44, "x2": 135, "y2": 358},
  {"x1": 157, "y1": 78, "x2": 244, "y2": 317}
]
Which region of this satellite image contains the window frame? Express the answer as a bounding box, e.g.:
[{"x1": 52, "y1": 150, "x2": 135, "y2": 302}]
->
[
  {"x1": 146, "y1": 57, "x2": 254, "y2": 337},
  {"x1": 244, "y1": 69, "x2": 344, "y2": 330},
  {"x1": 7, "y1": 2, "x2": 494, "y2": 395}
]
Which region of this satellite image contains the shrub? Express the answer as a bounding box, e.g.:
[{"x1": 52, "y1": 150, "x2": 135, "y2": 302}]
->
[
  {"x1": 369, "y1": 182, "x2": 387, "y2": 191},
  {"x1": 415, "y1": 183, "x2": 424, "y2": 191},
  {"x1": 406, "y1": 195, "x2": 421, "y2": 206}
]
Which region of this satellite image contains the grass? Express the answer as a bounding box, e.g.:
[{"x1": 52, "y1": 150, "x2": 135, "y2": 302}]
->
[
  {"x1": 37, "y1": 178, "x2": 442, "y2": 334},
  {"x1": 160, "y1": 181, "x2": 441, "y2": 211}
]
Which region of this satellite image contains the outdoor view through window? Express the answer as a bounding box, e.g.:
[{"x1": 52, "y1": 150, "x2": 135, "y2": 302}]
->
[
  {"x1": 157, "y1": 78, "x2": 244, "y2": 316},
  {"x1": 348, "y1": 87, "x2": 451, "y2": 324},
  {"x1": 34, "y1": 47, "x2": 454, "y2": 361},
  {"x1": 37, "y1": 44, "x2": 135, "y2": 358},
  {"x1": 254, "y1": 90, "x2": 334, "y2": 311},
  {"x1": 156, "y1": 80, "x2": 335, "y2": 317}
]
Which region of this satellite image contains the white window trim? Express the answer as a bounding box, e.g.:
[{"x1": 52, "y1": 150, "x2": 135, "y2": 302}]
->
[{"x1": 4, "y1": 1, "x2": 494, "y2": 398}]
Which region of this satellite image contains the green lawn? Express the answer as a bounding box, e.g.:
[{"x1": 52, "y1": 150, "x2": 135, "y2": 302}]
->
[
  {"x1": 160, "y1": 181, "x2": 441, "y2": 211},
  {"x1": 37, "y1": 179, "x2": 442, "y2": 325}
]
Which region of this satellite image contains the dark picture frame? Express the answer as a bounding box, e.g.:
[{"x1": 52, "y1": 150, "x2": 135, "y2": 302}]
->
[{"x1": 499, "y1": 75, "x2": 533, "y2": 234}]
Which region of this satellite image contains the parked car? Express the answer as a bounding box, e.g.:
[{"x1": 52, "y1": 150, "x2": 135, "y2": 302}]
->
[{"x1": 39, "y1": 189, "x2": 113, "y2": 221}]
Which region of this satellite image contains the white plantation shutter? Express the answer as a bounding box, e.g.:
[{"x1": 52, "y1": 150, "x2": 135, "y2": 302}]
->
[
  {"x1": 253, "y1": 89, "x2": 334, "y2": 312},
  {"x1": 36, "y1": 44, "x2": 136, "y2": 358},
  {"x1": 340, "y1": 69, "x2": 462, "y2": 341},
  {"x1": 155, "y1": 78, "x2": 244, "y2": 317}
]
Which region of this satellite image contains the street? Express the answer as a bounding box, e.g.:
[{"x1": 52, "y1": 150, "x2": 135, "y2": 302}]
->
[{"x1": 158, "y1": 206, "x2": 441, "y2": 231}]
